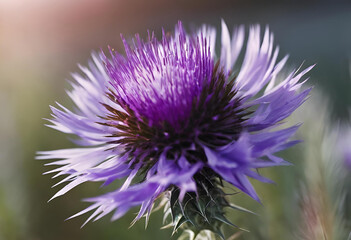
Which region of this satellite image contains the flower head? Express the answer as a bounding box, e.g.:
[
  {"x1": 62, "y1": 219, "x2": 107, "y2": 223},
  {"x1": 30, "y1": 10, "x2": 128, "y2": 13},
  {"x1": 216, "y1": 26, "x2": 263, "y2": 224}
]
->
[{"x1": 38, "y1": 21, "x2": 313, "y2": 237}]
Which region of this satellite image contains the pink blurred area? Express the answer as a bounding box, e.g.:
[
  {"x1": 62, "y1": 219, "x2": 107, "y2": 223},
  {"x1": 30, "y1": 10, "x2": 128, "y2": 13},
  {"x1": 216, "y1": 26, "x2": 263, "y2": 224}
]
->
[
  {"x1": 0, "y1": 0, "x2": 234, "y2": 70},
  {"x1": 1, "y1": 0, "x2": 140, "y2": 68}
]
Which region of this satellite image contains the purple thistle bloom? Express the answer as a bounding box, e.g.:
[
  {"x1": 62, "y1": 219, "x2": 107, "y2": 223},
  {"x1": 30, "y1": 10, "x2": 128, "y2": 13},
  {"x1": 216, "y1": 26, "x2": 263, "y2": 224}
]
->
[{"x1": 38, "y1": 21, "x2": 313, "y2": 234}]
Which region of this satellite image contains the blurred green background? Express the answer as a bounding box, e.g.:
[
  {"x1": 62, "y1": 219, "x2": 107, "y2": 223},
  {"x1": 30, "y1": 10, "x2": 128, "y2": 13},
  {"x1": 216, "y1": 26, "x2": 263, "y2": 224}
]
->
[{"x1": 0, "y1": 0, "x2": 350, "y2": 239}]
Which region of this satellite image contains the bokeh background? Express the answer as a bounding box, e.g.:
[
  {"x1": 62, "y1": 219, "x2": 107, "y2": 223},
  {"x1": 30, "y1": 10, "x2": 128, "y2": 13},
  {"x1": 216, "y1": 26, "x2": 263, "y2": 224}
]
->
[{"x1": 0, "y1": 0, "x2": 350, "y2": 239}]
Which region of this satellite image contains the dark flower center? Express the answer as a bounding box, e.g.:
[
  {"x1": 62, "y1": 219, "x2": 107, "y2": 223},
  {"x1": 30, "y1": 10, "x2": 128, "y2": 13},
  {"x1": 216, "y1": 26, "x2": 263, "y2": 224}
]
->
[{"x1": 99, "y1": 62, "x2": 248, "y2": 170}]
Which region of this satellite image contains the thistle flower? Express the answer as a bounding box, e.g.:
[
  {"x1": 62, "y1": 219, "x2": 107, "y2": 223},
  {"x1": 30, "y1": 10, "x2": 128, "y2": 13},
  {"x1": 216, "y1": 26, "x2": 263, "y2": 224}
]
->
[{"x1": 37, "y1": 21, "x2": 312, "y2": 237}]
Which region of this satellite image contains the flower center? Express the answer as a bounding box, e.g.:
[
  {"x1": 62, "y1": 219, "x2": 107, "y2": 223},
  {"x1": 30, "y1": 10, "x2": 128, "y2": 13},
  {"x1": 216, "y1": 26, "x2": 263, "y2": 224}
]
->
[{"x1": 100, "y1": 62, "x2": 247, "y2": 169}]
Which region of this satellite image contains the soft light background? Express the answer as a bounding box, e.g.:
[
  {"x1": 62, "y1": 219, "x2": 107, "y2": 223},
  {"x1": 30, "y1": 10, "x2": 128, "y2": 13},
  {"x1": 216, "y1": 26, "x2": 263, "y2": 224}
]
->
[{"x1": 0, "y1": 0, "x2": 350, "y2": 239}]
